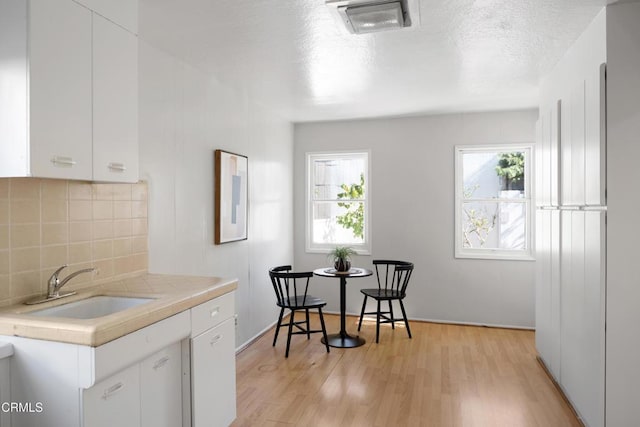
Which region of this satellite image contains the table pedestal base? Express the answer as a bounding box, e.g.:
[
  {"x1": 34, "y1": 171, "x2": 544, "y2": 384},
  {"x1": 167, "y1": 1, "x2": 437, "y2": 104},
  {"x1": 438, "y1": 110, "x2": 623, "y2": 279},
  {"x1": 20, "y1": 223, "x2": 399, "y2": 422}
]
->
[{"x1": 322, "y1": 333, "x2": 366, "y2": 348}]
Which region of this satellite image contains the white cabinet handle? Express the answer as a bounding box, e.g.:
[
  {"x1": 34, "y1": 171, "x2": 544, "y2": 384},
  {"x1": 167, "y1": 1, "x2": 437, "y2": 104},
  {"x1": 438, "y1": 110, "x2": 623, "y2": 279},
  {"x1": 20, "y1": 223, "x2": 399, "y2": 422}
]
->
[
  {"x1": 108, "y1": 162, "x2": 127, "y2": 172},
  {"x1": 51, "y1": 156, "x2": 76, "y2": 167},
  {"x1": 152, "y1": 356, "x2": 170, "y2": 370},
  {"x1": 101, "y1": 382, "x2": 124, "y2": 400},
  {"x1": 210, "y1": 307, "x2": 220, "y2": 318},
  {"x1": 210, "y1": 334, "x2": 223, "y2": 346}
]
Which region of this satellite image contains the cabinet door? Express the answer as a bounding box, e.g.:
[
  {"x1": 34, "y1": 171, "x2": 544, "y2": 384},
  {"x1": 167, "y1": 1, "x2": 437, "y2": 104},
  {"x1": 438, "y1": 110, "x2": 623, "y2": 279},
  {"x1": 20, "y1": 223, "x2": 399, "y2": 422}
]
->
[
  {"x1": 570, "y1": 83, "x2": 586, "y2": 205},
  {"x1": 585, "y1": 64, "x2": 606, "y2": 206},
  {"x1": 191, "y1": 318, "x2": 236, "y2": 427},
  {"x1": 539, "y1": 110, "x2": 551, "y2": 206},
  {"x1": 29, "y1": 0, "x2": 93, "y2": 180},
  {"x1": 550, "y1": 100, "x2": 561, "y2": 206},
  {"x1": 141, "y1": 342, "x2": 183, "y2": 427},
  {"x1": 560, "y1": 66, "x2": 606, "y2": 207},
  {"x1": 535, "y1": 209, "x2": 561, "y2": 378},
  {"x1": 92, "y1": 13, "x2": 139, "y2": 183},
  {"x1": 83, "y1": 363, "x2": 141, "y2": 427},
  {"x1": 582, "y1": 210, "x2": 606, "y2": 427},
  {"x1": 0, "y1": 0, "x2": 29, "y2": 177},
  {"x1": 560, "y1": 210, "x2": 605, "y2": 427}
]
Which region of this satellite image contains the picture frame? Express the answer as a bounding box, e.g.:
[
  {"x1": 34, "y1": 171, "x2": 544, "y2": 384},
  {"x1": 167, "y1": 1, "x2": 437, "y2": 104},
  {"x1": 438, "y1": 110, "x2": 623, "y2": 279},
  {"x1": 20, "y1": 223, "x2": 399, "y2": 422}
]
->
[{"x1": 214, "y1": 149, "x2": 248, "y2": 244}]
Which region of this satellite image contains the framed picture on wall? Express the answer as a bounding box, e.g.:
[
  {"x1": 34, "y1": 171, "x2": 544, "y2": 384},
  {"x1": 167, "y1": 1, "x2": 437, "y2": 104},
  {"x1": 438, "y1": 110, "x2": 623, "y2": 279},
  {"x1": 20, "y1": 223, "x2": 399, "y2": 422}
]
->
[{"x1": 215, "y1": 149, "x2": 248, "y2": 244}]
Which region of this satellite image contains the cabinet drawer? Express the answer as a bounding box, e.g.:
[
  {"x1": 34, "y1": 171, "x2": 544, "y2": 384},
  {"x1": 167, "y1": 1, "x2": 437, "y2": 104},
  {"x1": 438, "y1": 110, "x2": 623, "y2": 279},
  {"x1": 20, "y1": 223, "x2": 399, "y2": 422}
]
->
[
  {"x1": 191, "y1": 292, "x2": 235, "y2": 337},
  {"x1": 91, "y1": 310, "x2": 190, "y2": 386}
]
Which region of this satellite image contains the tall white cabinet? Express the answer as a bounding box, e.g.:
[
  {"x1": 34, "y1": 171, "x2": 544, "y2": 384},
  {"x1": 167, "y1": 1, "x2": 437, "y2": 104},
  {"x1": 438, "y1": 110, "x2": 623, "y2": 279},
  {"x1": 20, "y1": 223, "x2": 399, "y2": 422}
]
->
[
  {"x1": 537, "y1": 3, "x2": 640, "y2": 426},
  {"x1": 536, "y1": 9, "x2": 607, "y2": 427}
]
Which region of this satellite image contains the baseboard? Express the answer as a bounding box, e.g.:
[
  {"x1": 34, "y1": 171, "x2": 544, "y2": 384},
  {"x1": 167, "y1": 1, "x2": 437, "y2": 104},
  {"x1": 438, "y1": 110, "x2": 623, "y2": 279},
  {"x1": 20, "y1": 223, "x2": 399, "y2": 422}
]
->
[
  {"x1": 235, "y1": 313, "x2": 292, "y2": 354},
  {"x1": 536, "y1": 356, "x2": 586, "y2": 427},
  {"x1": 322, "y1": 310, "x2": 535, "y2": 331},
  {"x1": 235, "y1": 321, "x2": 276, "y2": 354},
  {"x1": 236, "y1": 311, "x2": 534, "y2": 354}
]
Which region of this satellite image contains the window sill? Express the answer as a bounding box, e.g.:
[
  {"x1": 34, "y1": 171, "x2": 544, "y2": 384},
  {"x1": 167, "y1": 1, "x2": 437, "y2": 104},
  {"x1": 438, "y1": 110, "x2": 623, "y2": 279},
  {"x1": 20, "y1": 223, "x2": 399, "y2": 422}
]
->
[{"x1": 455, "y1": 252, "x2": 535, "y2": 261}]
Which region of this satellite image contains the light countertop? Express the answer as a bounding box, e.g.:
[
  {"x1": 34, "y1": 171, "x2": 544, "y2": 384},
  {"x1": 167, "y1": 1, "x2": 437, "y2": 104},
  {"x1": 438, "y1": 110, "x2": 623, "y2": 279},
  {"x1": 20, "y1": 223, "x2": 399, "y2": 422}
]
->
[{"x1": 0, "y1": 273, "x2": 237, "y2": 347}]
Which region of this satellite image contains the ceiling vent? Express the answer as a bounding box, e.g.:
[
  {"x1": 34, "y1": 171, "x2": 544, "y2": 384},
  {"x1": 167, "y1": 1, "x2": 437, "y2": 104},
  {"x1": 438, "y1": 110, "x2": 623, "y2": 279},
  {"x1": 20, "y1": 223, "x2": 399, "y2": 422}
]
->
[{"x1": 326, "y1": 0, "x2": 419, "y2": 35}]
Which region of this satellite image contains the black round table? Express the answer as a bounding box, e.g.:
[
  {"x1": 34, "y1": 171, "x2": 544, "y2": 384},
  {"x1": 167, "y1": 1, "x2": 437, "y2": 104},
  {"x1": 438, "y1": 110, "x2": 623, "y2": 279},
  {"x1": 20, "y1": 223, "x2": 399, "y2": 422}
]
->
[{"x1": 313, "y1": 267, "x2": 373, "y2": 348}]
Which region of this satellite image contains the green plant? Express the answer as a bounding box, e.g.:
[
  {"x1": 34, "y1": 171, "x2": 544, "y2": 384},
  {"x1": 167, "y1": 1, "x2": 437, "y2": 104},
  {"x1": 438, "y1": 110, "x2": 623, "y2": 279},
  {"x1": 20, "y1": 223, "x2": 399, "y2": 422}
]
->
[
  {"x1": 328, "y1": 246, "x2": 357, "y2": 263},
  {"x1": 495, "y1": 152, "x2": 525, "y2": 190},
  {"x1": 336, "y1": 173, "x2": 365, "y2": 239}
]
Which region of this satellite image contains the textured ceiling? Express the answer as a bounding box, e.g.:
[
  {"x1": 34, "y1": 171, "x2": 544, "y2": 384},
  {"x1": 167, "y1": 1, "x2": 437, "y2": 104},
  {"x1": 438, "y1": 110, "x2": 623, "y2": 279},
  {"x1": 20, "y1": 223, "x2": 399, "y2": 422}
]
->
[{"x1": 138, "y1": 0, "x2": 607, "y2": 122}]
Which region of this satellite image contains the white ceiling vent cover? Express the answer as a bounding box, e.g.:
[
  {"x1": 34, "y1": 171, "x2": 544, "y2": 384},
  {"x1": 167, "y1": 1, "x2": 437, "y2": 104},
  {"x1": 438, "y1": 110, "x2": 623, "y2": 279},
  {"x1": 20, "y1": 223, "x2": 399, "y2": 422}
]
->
[{"x1": 326, "y1": 0, "x2": 420, "y2": 35}]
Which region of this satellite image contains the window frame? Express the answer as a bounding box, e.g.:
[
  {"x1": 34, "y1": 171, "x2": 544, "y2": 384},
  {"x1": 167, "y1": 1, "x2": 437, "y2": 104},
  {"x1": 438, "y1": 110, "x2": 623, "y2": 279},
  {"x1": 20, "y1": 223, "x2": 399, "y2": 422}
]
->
[
  {"x1": 454, "y1": 144, "x2": 535, "y2": 261},
  {"x1": 305, "y1": 150, "x2": 371, "y2": 255}
]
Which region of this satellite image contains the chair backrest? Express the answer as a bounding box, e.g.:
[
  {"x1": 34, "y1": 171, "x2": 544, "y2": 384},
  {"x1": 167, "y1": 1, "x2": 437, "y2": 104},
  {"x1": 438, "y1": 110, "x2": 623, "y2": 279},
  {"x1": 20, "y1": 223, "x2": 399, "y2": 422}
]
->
[
  {"x1": 373, "y1": 260, "x2": 414, "y2": 297},
  {"x1": 269, "y1": 265, "x2": 314, "y2": 308}
]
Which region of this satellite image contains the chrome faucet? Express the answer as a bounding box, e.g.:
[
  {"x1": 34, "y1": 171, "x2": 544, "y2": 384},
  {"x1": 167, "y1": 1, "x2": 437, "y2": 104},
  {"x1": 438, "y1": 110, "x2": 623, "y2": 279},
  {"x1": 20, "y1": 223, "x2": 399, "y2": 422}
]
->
[{"x1": 47, "y1": 265, "x2": 96, "y2": 299}]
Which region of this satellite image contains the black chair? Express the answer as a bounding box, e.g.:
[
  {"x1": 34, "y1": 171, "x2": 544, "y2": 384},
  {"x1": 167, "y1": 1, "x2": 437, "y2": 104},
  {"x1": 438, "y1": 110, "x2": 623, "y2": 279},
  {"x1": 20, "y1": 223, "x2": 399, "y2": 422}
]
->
[
  {"x1": 269, "y1": 265, "x2": 330, "y2": 357},
  {"x1": 357, "y1": 260, "x2": 414, "y2": 343}
]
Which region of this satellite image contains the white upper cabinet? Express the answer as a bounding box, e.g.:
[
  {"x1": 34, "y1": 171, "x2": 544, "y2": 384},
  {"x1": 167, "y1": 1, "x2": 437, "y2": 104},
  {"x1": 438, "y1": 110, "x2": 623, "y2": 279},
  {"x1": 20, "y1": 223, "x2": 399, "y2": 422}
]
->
[
  {"x1": 537, "y1": 101, "x2": 561, "y2": 206},
  {"x1": 92, "y1": 14, "x2": 139, "y2": 183},
  {"x1": 73, "y1": 0, "x2": 138, "y2": 34},
  {"x1": 559, "y1": 65, "x2": 606, "y2": 207},
  {"x1": 585, "y1": 65, "x2": 607, "y2": 206},
  {"x1": 0, "y1": 0, "x2": 138, "y2": 183},
  {"x1": 30, "y1": 0, "x2": 93, "y2": 180},
  {"x1": 0, "y1": 0, "x2": 93, "y2": 180}
]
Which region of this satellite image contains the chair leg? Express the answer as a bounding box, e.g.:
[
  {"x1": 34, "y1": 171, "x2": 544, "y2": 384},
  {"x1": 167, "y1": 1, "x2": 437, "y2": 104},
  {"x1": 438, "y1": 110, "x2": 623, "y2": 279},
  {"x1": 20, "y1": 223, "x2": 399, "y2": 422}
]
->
[
  {"x1": 318, "y1": 308, "x2": 330, "y2": 353},
  {"x1": 399, "y1": 299, "x2": 412, "y2": 339},
  {"x1": 376, "y1": 299, "x2": 381, "y2": 343},
  {"x1": 358, "y1": 295, "x2": 368, "y2": 331},
  {"x1": 273, "y1": 307, "x2": 285, "y2": 347},
  {"x1": 388, "y1": 300, "x2": 395, "y2": 330},
  {"x1": 305, "y1": 309, "x2": 311, "y2": 340},
  {"x1": 285, "y1": 310, "x2": 295, "y2": 358}
]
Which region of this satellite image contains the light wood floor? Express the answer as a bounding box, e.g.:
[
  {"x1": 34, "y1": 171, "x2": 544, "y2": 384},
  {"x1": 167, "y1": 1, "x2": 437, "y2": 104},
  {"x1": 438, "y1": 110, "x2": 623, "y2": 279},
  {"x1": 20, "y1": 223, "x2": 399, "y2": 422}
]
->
[{"x1": 233, "y1": 313, "x2": 581, "y2": 427}]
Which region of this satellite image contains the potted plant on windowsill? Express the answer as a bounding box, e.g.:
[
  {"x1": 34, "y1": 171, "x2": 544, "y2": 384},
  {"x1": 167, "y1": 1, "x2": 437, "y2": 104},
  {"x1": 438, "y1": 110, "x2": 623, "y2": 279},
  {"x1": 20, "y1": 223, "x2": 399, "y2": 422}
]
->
[{"x1": 329, "y1": 246, "x2": 357, "y2": 272}]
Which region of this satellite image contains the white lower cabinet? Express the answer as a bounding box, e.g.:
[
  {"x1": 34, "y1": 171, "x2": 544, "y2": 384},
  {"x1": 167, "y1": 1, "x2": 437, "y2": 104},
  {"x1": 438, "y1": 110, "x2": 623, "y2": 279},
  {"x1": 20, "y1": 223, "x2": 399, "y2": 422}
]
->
[
  {"x1": 83, "y1": 342, "x2": 184, "y2": 427},
  {"x1": 191, "y1": 318, "x2": 236, "y2": 427},
  {"x1": 2, "y1": 290, "x2": 236, "y2": 427},
  {"x1": 83, "y1": 363, "x2": 141, "y2": 427}
]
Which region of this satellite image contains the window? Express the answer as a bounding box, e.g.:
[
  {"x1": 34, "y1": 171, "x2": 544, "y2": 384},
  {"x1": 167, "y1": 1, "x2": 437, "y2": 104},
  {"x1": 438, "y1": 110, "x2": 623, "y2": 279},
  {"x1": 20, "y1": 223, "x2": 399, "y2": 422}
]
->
[
  {"x1": 306, "y1": 151, "x2": 370, "y2": 254},
  {"x1": 455, "y1": 145, "x2": 533, "y2": 260}
]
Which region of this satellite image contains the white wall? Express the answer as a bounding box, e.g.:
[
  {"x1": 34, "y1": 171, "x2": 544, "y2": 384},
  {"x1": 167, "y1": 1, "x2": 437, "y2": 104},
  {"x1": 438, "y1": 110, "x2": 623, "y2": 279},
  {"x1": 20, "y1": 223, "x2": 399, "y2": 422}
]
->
[
  {"x1": 294, "y1": 110, "x2": 537, "y2": 328},
  {"x1": 605, "y1": 2, "x2": 640, "y2": 425},
  {"x1": 138, "y1": 41, "x2": 294, "y2": 348}
]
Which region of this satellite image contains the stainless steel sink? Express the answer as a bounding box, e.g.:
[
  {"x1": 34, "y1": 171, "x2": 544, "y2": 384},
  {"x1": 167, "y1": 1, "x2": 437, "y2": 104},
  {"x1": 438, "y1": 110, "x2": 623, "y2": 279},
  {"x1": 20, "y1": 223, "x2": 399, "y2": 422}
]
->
[{"x1": 28, "y1": 296, "x2": 154, "y2": 319}]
